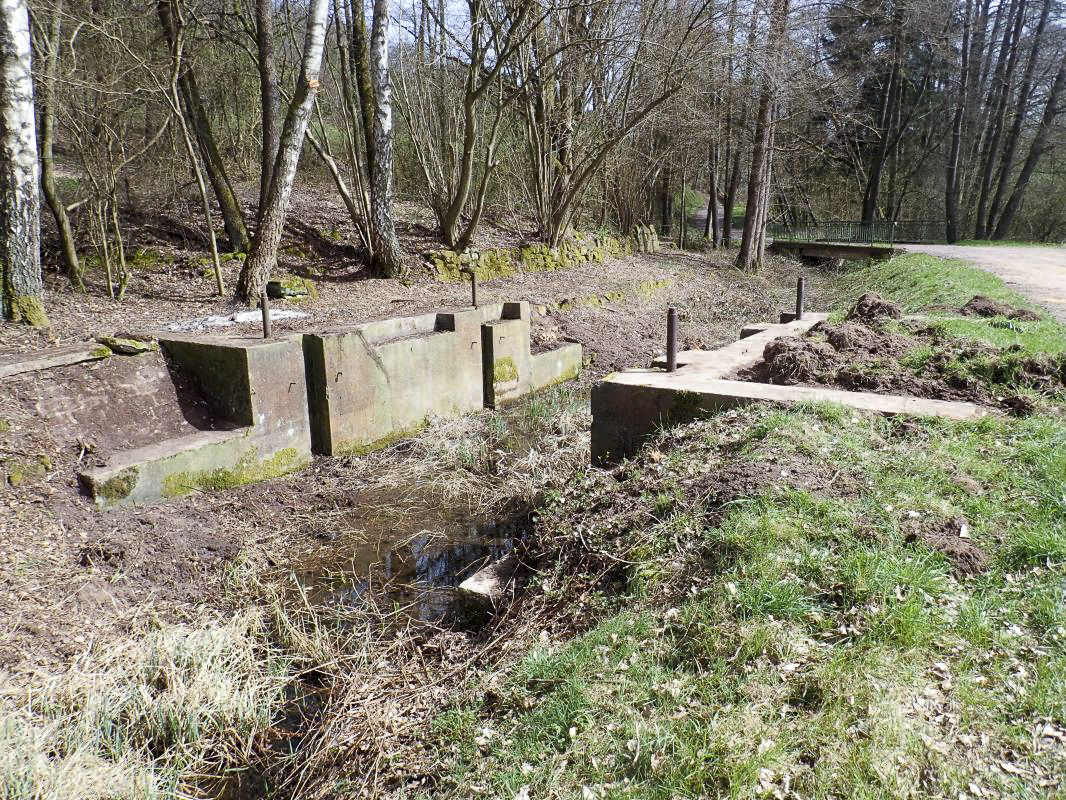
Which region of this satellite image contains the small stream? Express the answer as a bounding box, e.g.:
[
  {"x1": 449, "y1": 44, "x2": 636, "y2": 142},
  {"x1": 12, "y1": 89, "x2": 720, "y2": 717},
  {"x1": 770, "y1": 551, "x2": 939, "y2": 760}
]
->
[{"x1": 288, "y1": 485, "x2": 529, "y2": 621}]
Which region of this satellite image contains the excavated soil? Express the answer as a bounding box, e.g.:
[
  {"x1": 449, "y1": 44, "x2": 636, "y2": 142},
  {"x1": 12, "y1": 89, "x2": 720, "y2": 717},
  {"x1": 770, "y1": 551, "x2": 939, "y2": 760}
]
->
[
  {"x1": 736, "y1": 292, "x2": 1066, "y2": 410},
  {"x1": 904, "y1": 516, "x2": 989, "y2": 577},
  {"x1": 959, "y1": 295, "x2": 1043, "y2": 321}
]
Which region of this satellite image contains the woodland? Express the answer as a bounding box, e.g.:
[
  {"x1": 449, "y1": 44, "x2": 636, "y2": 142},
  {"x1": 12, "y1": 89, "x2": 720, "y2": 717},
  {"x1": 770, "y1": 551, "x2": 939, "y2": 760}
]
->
[{"x1": 1, "y1": 0, "x2": 1065, "y2": 322}]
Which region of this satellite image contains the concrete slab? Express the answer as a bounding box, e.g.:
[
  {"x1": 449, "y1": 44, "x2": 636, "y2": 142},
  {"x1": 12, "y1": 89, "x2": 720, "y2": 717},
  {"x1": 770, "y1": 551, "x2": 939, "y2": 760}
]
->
[
  {"x1": 593, "y1": 313, "x2": 991, "y2": 465},
  {"x1": 651, "y1": 314, "x2": 827, "y2": 375},
  {"x1": 592, "y1": 371, "x2": 990, "y2": 465},
  {"x1": 79, "y1": 335, "x2": 312, "y2": 507},
  {"x1": 0, "y1": 343, "x2": 111, "y2": 379}
]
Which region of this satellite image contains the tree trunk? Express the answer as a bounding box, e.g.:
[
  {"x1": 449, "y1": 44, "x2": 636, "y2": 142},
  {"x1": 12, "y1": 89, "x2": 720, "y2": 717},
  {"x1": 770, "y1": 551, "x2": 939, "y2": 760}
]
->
[
  {"x1": 705, "y1": 142, "x2": 720, "y2": 246},
  {"x1": 35, "y1": 0, "x2": 81, "y2": 287},
  {"x1": 992, "y1": 55, "x2": 1066, "y2": 239},
  {"x1": 736, "y1": 0, "x2": 788, "y2": 273},
  {"x1": 235, "y1": 0, "x2": 330, "y2": 304},
  {"x1": 974, "y1": 0, "x2": 1025, "y2": 238},
  {"x1": 367, "y1": 0, "x2": 404, "y2": 276},
  {"x1": 946, "y1": 0, "x2": 973, "y2": 243},
  {"x1": 256, "y1": 0, "x2": 280, "y2": 227},
  {"x1": 0, "y1": 0, "x2": 46, "y2": 326},
  {"x1": 987, "y1": 0, "x2": 1050, "y2": 235},
  {"x1": 157, "y1": 0, "x2": 251, "y2": 253}
]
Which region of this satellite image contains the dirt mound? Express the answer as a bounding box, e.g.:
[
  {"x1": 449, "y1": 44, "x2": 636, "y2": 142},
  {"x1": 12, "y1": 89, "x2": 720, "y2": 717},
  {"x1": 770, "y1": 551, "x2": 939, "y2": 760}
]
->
[
  {"x1": 760, "y1": 337, "x2": 839, "y2": 384},
  {"x1": 905, "y1": 517, "x2": 989, "y2": 577},
  {"x1": 810, "y1": 320, "x2": 913, "y2": 357},
  {"x1": 959, "y1": 295, "x2": 1042, "y2": 321},
  {"x1": 687, "y1": 456, "x2": 855, "y2": 523},
  {"x1": 846, "y1": 292, "x2": 901, "y2": 323}
]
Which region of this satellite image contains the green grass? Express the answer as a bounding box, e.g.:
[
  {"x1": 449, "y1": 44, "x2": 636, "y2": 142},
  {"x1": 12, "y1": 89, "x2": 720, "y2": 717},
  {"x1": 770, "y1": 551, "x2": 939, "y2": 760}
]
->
[
  {"x1": 428, "y1": 254, "x2": 1066, "y2": 798},
  {"x1": 836, "y1": 253, "x2": 1066, "y2": 357},
  {"x1": 432, "y1": 407, "x2": 1066, "y2": 798}
]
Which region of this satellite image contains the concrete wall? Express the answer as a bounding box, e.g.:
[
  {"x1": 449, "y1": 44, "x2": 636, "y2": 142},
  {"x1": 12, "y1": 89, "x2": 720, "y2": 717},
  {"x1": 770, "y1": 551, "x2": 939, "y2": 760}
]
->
[
  {"x1": 305, "y1": 302, "x2": 582, "y2": 452},
  {"x1": 78, "y1": 302, "x2": 582, "y2": 507},
  {"x1": 80, "y1": 336, "x2": 312, "y2": 507},
  {"x1": 302, "y1": 308, "x2": 486, "y2": 455}
]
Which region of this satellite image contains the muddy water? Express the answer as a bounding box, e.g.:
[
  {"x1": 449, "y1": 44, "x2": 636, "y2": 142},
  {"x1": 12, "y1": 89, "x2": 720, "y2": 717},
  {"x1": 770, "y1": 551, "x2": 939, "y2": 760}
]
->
[{"x1": 289, "y1": 485, "x2": 528, "y2": 621}]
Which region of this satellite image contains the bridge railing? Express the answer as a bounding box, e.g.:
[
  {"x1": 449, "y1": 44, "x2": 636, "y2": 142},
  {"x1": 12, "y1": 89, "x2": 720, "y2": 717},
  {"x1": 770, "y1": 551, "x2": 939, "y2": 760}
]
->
[{"x1": 767, "y1": 221, "x2": 946, "y2": 245}]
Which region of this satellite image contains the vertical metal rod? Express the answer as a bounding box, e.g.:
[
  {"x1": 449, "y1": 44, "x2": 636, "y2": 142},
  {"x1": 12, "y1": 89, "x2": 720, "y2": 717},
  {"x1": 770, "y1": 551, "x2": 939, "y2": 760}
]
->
[
  {"x1": 795, "y1": 276, "x2": 805, "y2": 321},
  {"x1": 261, "y1": 289, "x2": 272, "y2": 338},
  {"x1": 666, "y1": 306, "x2": 678, "y2": 373},
  {"x1": 470, "y1": 271, "x2": 478, "y2": 308}
]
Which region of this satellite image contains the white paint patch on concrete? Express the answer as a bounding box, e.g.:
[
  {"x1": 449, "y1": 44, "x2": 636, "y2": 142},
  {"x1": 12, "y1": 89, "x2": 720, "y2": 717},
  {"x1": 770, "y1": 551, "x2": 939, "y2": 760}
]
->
[{"x1": 167, "y1": 309, "x2": 308, "y2": 332}]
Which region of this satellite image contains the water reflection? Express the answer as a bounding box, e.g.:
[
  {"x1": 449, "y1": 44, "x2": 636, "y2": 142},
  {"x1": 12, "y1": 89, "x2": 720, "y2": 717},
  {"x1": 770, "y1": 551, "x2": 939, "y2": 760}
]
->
[{"x1": 294, "y1": 514, "x2": 525, "y2": 621}]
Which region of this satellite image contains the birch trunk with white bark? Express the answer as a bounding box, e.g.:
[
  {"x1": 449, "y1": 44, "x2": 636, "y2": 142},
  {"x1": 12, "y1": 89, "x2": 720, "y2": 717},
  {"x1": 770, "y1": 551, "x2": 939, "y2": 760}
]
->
[
  {"x1": 235, "y1": 0, "x2": 330, "y2": 305},
  {"x1": 0, "y1": 0, "x2": 46, "y2": 326},
  {"x1": 368, "y1": 0, "x2": 404, "y2": 277}
]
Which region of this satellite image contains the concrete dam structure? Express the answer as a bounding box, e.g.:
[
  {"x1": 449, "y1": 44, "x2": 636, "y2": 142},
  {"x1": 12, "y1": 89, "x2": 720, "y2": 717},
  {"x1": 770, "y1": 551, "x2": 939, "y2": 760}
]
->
[{"x1": 71, "y1": 301, "x2": 580, "y2": 507}]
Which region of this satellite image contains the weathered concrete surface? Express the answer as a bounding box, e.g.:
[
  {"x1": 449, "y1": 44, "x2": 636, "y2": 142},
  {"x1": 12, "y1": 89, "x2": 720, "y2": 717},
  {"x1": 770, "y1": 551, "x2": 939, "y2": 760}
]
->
[
  {"x1": 651, "y1": 314, "x2": 827, "y2": 374},
  {"x1": 458, "y1": 553, "x2": 519, "y2": 611},
  {"x1": 303, "y1": 308, "x2": 485, "y2": 454},
  {"x1": 902, "y1": 244, "x2": 1066, "y2": 324},
  {"x1": 80, "y1": 336, "x2": 312, "y2": 507},
  {"x1": 0, "y1": 343, "x2": 111, "y2": 379},
  {"x1": 482, "y1": 302, "x2": 583, "y2": 407},
  {"x1": 769, "y1": 241, "x2": 897, "y2": 261},
  {"x1": 593, "y1": 315, "x2": 990, "y2": 465}
]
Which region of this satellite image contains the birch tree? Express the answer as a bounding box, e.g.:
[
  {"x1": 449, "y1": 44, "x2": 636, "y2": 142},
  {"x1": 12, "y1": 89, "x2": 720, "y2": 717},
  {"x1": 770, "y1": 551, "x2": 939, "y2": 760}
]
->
[
  {"x1": 235, "y1": 0, "x2": 330, "y2": 305},
  {"x1": 367, "y1": 0, "x2": 404, "y2": 276},
  {"x1": 0, "y1": 0, "x2": 46, "y2": 326}
]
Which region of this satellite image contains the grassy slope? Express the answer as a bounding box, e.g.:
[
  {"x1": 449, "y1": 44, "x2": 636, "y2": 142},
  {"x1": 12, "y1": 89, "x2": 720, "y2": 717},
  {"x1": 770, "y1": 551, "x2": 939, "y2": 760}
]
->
[{"x1": 431, "y1": 256, "x2": 1066, "y2": 799}]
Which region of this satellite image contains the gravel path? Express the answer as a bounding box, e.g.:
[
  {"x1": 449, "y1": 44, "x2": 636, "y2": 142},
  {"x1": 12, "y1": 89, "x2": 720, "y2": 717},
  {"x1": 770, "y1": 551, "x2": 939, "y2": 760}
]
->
[{"x1": 902, "y1": 243, "x2": 1066, "y2": 323}]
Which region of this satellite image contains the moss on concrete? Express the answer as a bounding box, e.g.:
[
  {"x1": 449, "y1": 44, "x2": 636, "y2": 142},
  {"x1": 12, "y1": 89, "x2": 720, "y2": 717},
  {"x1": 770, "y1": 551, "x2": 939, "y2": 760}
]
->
[
  {"x1": 493, "y1": 356, "x2": 520, "y2": 385},
  {"x1": 96, "y1": 336, "x2": 158, "y2": 355},
  {"x1": 0, "y1": 419, "x2": 10, "y2": 433},
  {"x1": 670, "y1": 390, "x2": 707, "y2": 422},
  {"x1": 337, "y1": 420, "x2": 429, "y2": 456},
  {"x1": 160, "y1": 447, "x2": 305, "y2": 498},
  {"x1": 96, "y1": 467, "x2": 140, "y2": 502}
]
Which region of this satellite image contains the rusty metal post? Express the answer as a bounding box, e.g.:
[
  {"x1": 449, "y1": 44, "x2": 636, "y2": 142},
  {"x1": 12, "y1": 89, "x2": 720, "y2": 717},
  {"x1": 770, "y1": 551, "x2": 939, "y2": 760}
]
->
[
  {"x1": 795, "y1": 276, "x2": 805, "y2": 321},
  {"x1": 666, "y1": 306, "x2": 678, "y2": 372},
  {"x1": 470, "y1": 270, "x2": 478, "y2": 308},
  {"x1": 261, "y1": 290, "x2": 272, "y2": 338}
]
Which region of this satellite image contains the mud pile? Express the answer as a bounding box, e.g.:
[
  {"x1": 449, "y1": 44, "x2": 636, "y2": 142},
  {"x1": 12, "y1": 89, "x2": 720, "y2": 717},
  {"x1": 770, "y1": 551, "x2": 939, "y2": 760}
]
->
[
  {"x1": 959, "y1": 295, "x2": 1042, "y2": 321},
  {"x1": 737, "y1": 294, "x2": 1065, "y2": 413}
]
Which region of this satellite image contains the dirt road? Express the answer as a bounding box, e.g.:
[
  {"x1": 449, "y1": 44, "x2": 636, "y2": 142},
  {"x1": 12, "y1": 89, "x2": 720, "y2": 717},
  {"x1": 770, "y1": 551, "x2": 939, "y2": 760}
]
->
[{"x1": 902, "y1": 243, "x2": 1066, "y2": 323}]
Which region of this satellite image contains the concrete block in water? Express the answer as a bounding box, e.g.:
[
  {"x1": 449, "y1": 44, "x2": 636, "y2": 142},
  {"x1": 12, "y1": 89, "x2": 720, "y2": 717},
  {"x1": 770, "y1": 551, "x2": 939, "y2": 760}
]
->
[{"x1": 458, "y1": 553, "x2": 519, "y2": 611}]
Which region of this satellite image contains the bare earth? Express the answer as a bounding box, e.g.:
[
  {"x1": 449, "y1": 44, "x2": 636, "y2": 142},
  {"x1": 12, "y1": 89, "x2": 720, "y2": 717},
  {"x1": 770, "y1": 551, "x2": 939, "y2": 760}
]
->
[{"x1": 902, "y1": 243, "x2": 1066, "y2": 323}]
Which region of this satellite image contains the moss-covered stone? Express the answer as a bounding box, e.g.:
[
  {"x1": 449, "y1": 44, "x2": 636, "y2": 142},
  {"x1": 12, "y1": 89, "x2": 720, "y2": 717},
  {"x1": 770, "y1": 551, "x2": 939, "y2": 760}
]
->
[
  {"x1": 267, "y1": 276, "x2": 317, "y2": 300},
  {"x1": 160, "y1": 447, "x2": 304, "y2": 498},
  {"x1": 96, "y1": 336, "x2": 158, "y2": 355},
  {"x1": 493, "y1": 356, "x2": 520, "y2": 385},
  {"x1": 427, "y1": 233, "x2": 633, "y2": 284},
  {"x1": 96, "y1": 467, "x2": 139, "y2": 502}
]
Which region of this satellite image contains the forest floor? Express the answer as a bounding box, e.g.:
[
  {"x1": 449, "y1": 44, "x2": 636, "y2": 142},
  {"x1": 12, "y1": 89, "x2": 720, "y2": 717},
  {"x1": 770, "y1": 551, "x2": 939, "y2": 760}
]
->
[
  {"x1": 2, "y1": 196, "x2": 1064, "y2": 798},
  {"x1": 900, "y1": 243, "x2": 1066, "y2": 324}
]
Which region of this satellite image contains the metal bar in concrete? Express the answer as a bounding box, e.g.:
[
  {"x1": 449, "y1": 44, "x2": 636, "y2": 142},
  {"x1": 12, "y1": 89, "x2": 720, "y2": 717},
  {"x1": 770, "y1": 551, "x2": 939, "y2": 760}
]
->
[
  {"x1": 796, "y1": 277, "x2": 805, "y2": 321},
  {"x1": 261, "y1": 291, "x2": 272, "y2": 338},
  {"x1": 666, "y1": 307, "x2": 677, "y2": 372}
]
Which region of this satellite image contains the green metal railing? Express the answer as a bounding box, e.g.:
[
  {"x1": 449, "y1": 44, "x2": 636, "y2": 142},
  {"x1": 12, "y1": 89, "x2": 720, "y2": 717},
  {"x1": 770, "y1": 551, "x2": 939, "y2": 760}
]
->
[{"x1": 767, "y1": 220, "x2": 947, "y2": 245}]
